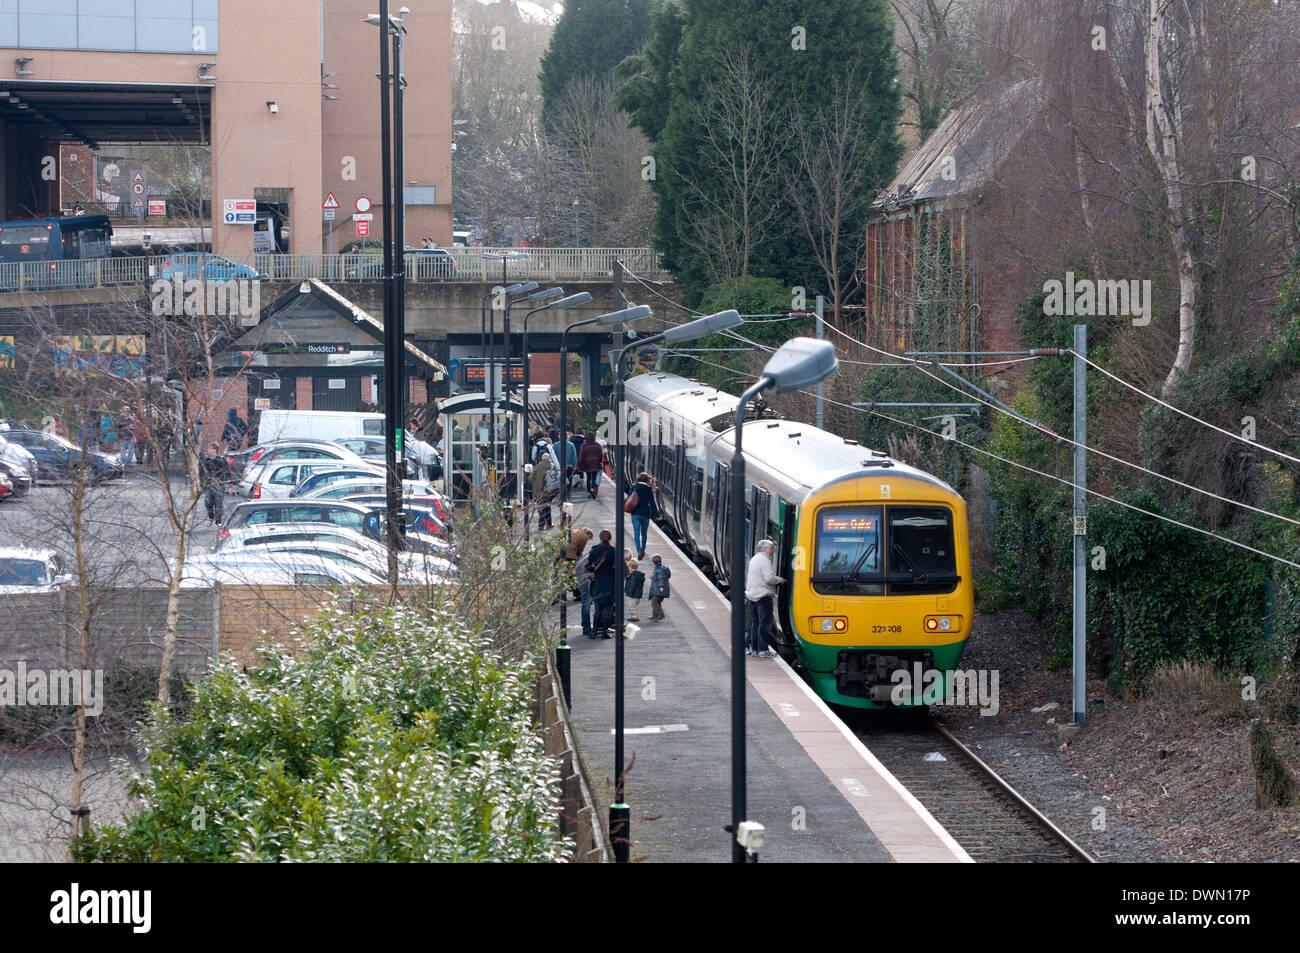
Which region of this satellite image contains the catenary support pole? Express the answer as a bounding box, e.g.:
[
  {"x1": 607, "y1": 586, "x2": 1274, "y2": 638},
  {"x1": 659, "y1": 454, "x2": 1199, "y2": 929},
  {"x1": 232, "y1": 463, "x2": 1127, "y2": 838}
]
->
[
  {"x1": 815, "y1": 295, "x2": 824, "y2": 431},
  {"x1": 1073, "y1": 323, "x2": 1087, "y2": 724}
]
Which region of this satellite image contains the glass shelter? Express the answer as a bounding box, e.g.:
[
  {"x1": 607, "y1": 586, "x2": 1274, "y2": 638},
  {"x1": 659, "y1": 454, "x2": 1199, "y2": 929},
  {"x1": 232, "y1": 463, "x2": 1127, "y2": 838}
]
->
[{"x1": 439, "y1": 392, "x2": 525, "y2": 504}]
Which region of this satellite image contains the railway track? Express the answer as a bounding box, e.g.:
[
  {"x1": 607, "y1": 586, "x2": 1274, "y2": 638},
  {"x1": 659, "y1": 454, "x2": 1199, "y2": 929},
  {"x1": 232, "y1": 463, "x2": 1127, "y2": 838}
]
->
[{"x1": 850, "y1": 711, "x2": 1095, "y2": 862}]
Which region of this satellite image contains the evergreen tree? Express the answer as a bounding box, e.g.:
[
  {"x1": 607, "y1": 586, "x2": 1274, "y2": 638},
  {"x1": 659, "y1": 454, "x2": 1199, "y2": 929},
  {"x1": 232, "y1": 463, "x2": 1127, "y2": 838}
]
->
[
  {"x1": 539, "y1": 0, "x2": 655, "y2": 126},
  {"x1": 625, "y1": 0, "x2": 902, "y2": 303}
]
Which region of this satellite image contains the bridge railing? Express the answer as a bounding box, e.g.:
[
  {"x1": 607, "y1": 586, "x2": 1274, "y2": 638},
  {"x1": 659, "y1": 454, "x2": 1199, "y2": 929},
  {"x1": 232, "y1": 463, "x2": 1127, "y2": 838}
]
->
[{"x1": 0, "y1": 248, "x2": 669, "y2": 295}]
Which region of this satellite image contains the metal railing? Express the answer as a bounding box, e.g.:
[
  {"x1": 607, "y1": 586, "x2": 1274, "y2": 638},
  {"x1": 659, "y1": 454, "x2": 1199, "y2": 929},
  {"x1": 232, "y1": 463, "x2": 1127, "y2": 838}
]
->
[{"x1": 0, "y1": 247, "x2": 669, "y2": 295}]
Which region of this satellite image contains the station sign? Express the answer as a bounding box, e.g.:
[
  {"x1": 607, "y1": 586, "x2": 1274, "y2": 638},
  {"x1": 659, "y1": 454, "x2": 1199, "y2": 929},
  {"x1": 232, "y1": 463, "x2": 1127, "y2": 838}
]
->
[{"x1": 222, "y1": 198, "x2": 256, "y2": 225}]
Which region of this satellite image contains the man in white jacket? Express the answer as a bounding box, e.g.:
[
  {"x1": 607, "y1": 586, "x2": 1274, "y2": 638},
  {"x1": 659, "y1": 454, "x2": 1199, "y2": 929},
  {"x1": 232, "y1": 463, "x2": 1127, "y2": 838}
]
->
[{"x1": 744, "y1": 539, "x2": 784, "y2": 658}]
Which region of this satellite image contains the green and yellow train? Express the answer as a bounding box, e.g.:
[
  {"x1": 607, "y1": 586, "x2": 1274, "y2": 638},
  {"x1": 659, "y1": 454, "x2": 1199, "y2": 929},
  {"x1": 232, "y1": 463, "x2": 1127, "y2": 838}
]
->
[{"x1": 620, "y1": 372, "x2": 974, "y2": 709}]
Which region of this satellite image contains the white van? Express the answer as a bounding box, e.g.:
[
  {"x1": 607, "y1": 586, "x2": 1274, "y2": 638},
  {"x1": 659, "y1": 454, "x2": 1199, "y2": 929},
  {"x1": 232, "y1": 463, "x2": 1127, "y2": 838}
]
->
[{"x1": 256, "y1": 410, "x2": 385, "y2": 444}]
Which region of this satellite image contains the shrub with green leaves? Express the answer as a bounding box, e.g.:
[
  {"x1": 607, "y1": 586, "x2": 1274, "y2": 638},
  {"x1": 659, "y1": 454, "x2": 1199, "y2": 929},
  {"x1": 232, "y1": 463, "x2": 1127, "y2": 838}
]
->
[{"x1": 74, "y1": 601, "x2": 570, "y2": 862}]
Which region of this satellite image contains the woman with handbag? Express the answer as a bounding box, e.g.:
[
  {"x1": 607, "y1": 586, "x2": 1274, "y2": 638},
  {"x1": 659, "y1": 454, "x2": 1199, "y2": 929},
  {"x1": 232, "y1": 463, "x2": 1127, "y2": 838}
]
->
[{"x1": 624, "y1": 471, "x2": 660, "y2": 561}]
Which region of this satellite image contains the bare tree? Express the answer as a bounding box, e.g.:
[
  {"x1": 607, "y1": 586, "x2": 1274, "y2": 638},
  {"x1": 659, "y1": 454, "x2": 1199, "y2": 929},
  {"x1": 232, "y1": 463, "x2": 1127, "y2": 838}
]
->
[
  {"x1": 788, "y1": 60, "x2": 897, "y2": 327},
  {"x1": 671, "y1": 44, "x2": 781, "y2": 287}
]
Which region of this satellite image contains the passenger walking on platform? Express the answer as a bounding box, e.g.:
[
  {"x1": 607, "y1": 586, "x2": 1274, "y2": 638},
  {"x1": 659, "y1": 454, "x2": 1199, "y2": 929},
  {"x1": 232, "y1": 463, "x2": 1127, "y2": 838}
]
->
[
  {"x1": 531, "y1": 440, "x2": 556, "y2": 530},
  {"x1": 588, "y1": 529, "x2": 618, "y2": 638},
  {"x1": 647, "y1": 554, "x2": 670, "y2": 622},
  {"x1": 624, "y1": 559, "x2": 645, "y2": 621},
  {"x1": 626, "y1": 471, "x2": 660, "y2": 560},
  {"x1": 579, "y1": 431, "x2": 603, "y2": 498},
  {"x1": 745, "y1": 540, "x2": 784, "y2": 657}
]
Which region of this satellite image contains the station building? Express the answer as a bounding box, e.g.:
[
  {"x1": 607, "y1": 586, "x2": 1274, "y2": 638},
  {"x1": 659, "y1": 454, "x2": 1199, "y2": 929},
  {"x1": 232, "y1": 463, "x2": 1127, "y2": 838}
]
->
[{"x1": 0, "y1": 0, "x2": 453, "y2": 255}]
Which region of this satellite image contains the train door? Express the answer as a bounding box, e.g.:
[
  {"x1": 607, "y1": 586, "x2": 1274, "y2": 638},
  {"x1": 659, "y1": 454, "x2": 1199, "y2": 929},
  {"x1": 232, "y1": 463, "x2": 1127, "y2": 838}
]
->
[
  {"x1": 750, "y1": 486, "x2": 770, "y2": 560},
  {"x1": 774, "y1": 499, "x2": 798, "y2": 653},
  {"x1": 713, "y1": 461, "x2": 731, "y2": 580}
]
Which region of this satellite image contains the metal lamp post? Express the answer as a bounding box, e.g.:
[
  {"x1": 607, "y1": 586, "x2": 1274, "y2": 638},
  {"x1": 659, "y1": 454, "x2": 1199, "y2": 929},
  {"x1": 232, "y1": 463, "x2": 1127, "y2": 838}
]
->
[
  {"x1": 556, "y1": 304, "x2": 645, "y2": 653},
  {"x1": 364, "y1": 2, "x2": 409, "y2": 587},
  {"x1": 507, "y1": 286, "x2": 564, "y2": 503},
  {"x1": 728, "y1": 337, "x2": 838, "y2": 863},
  {"x1": 520, "y1": 292, "x2": 592, "y2": 511},
  {"x1": 610, "y1": 308, "x2": 742, "y2": 863},
  {"x1": 482, "y1": 262, "x2": 533, "y2": 499}
]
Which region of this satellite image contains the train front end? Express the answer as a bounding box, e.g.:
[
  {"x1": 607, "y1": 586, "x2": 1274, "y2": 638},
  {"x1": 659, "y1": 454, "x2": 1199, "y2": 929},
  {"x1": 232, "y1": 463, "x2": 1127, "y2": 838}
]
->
[{"x1": 788, "y1": 471, "x2": 975, "y2": 710}]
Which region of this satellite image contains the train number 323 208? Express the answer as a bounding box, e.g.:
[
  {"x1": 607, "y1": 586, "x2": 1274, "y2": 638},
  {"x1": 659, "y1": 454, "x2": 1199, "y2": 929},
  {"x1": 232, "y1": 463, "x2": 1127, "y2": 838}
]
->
[{"x1": 872, "y1": 625, "x2": 902, "y2": 633}]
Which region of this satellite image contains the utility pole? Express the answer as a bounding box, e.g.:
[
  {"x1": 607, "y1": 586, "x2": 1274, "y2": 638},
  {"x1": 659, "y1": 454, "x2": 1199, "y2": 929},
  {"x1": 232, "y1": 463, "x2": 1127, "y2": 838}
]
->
[
  {"x1": 1072, "y1": 324, "x2": 1087, "y2": 724},
  {"x1": 815, "y1": 295, "x2": 825, "y2": 430}
]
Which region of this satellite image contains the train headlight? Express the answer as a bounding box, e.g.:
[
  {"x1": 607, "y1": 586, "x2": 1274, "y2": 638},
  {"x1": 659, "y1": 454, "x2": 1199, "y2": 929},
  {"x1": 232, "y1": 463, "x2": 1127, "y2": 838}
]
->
[
  {"x1": 923, "y1": 615, "x2": 960, "y2": 634},
  {"x1": 813, "y1": 616, "x2": 848, "y2": 634}
]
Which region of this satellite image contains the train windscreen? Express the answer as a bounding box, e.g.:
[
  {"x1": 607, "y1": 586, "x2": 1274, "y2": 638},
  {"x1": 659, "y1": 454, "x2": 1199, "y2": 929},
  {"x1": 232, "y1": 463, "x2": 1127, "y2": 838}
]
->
[
  {"x1": 813, "y1": 504, "x2": 957, "y2": 595},
  {"x1": 812, "y1": 505, "x2": 883, "y2": 594}
]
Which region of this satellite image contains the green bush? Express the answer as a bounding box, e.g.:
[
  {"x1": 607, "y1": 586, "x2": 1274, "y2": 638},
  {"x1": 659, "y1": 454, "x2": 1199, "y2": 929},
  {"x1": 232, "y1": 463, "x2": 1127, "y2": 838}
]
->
[{"x1": 74, "y1": 601, "x2": 570, "y2": 862}]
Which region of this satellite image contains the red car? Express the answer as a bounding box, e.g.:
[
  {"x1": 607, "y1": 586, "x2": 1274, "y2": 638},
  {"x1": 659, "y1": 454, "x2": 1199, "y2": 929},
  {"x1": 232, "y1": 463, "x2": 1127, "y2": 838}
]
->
[{"x1": 0, "y1": 471, "x2": 13, "y2": 500}]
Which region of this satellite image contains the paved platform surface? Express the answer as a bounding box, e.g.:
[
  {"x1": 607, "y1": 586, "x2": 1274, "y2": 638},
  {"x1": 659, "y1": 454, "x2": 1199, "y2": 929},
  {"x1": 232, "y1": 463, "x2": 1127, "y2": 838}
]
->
[{"x1": 557, "y1": 487, "x2": 970, "y2": 863}]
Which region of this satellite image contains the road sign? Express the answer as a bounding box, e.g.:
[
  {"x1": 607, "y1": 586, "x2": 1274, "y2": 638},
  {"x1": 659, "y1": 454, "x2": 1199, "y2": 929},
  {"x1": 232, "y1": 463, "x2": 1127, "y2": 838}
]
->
[
  {"x1": 355, "y1": 196, "x2": 371, "y2": 214},
  {"x1": 131, "y1": 171, "x2": 144, "y2": 184},
  {"x1": 356, "y1": 221, "x2": 370, "y2": 238},
  {"x1": 323, "y1": 191, "x2": 340, "y2": 210},
  {"x1": 324, "y1": 209, "x2": 336, "y2": 221},
  {"x1": 148, "y1": 199, "x2": 166, "y2": 216},
  {"x1": 132, "y1": 197, "x2": 145, "y2": 211},
  {"x1": 353, "y1": 212, "x2": 373, "y2": 221},
  {"x1": 131, "y1": 182, "x2": 145, "y2": 196}
]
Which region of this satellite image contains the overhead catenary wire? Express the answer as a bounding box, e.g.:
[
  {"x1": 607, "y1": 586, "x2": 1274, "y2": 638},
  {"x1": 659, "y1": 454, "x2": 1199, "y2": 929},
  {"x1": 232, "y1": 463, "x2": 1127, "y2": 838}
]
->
[
  {"x1": 1068, "y1": 349, "x2": 1300, "y2": 466},
  {"x1": 622, "y1": 270, "x2": 1300, "y2": 533},
  {"x1": 666, "y1": 347, "x2": 1300, "y2": 571}
]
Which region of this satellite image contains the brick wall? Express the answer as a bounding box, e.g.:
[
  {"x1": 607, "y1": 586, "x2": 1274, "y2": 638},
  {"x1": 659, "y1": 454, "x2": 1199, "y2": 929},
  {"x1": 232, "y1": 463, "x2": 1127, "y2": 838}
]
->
[
  {"x1": 528, "y1": 352, "x2": 561, "y2": 390},
  {"x1": 409, "y1": 379, "x2": 426, "y2": 405},
  {"x1": 296, "y1": 377, "x2": 313, "y2": 410},
  {"x1": 361, "y1": 376, "x2": 372, "y2": 404}
]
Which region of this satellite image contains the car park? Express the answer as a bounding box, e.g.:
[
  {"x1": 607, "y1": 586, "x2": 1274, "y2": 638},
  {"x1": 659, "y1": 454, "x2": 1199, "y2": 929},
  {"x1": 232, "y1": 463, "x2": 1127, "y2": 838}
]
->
[
  {"x1": 1, "y1": 428, "x2": 123, "y2": 482},
  {"x1": 0, "y1": 547, "x2": 73, "y2": 593}
]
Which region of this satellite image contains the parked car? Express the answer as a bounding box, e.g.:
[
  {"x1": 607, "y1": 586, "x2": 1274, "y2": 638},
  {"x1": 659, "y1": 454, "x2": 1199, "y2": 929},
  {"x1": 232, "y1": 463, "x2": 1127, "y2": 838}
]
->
[
  {"x1": 176, "y1": 553, "x2": 373, "y2": 589},
  {"x1": 0, "y1": 471, "x2": 13, "y2": 501},
  {"x1": 0, "y1": 430, "x2": 38, "y2": 494},
  {"x1": 0, "y1": 547, "x2": 73, "y2": 593},
  {"x1": 245, "y1": 459, "x2": 379, "y2": 500},
  {"x1": 215, "y1": 521, "x2": 382, "y2": 555},
  {"x1": 289, "y1": 467, "x2": 388, "y2": 498},
  {"x1": 1, "y1": 428, "x2": 123, "y2": 482},
  {"x1": 349, "y1": 247, "x2": 456, "y2": 279},
  {"x1": 345, "y1": 495, "x2": 450, "y2": 534},
  {"x1": 237, "y1": 441, "x2": 367, "y2": 494},
  {"x1": 218, "y1": 499, "x2": 376, "y2": 543},
  {"x1": 153, "y1": 253, "x2": 264, "y2": 281},
  {"x1": 304, "y1": 478, "x2": 449, "y2": 521},
  {"x1": 235, "y1": 540, "x2": 452, "y2": 586},
  {"x1": 256, "y1": 410, "x2": 384, "y2": 444}
]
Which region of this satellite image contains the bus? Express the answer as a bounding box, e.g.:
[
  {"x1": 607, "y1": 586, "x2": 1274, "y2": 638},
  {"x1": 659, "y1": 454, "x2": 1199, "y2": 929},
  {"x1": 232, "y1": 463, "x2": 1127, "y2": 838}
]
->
[{"x1": 0, "y1": 215, "x2": 114, "y2": 291}]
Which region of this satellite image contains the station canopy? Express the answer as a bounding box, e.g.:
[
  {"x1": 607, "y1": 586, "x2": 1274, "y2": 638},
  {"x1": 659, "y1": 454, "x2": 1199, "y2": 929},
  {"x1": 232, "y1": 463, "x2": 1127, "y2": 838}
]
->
[{"x1": 0, "y1": 81, "x2": 211, "y2": 147}]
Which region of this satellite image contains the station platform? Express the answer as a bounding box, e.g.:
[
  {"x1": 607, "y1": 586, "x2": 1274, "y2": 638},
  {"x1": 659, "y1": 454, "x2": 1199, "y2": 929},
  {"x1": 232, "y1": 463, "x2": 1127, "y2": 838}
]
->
[{"x1": 555, "y1": 485, "x2": 972, "y2": 863}]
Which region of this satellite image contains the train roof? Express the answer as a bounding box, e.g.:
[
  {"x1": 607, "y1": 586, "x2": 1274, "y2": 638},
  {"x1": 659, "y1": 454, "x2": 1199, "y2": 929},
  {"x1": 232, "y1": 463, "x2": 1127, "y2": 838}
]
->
[{"x1": 625, "y1": 371, "x2": 956, "y2": 498}]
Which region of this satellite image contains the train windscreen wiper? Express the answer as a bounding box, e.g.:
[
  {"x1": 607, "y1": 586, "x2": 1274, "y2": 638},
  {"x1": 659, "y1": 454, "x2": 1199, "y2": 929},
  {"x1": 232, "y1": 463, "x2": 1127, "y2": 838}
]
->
[{"x1": 841, "y1": 542, "x2": 878, "y2": 582}]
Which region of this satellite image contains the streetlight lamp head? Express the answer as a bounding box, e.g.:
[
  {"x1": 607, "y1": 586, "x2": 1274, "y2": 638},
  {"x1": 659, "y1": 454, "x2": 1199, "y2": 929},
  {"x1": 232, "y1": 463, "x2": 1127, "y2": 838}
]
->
[
  {"x1": 662, "y1": 309, "x2": 742, "y2": 345},
  {"x1": 530, "y1": 286, "x2": 564, "y2": 302},
  {"x1": 597, "y1": 303, "x2": 653, "y2": 325},
  {"x1": 503, "y1": 282, "x2": 535, "y2": 295},
  {"x1": 759, "y1": 337, "x2": 838, "y2": 394},
  {"x1": 555, "y1": 292, "x2": 592, "y2": 307}
]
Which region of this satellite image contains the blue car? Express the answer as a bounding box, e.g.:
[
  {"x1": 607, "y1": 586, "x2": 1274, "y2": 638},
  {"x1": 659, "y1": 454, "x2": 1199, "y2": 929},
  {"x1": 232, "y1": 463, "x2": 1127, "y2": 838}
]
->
[
  {"x1": 153, "y1": 253, "x2": 264, "y2": 281},
  {"x1": 1, "y1": 429, "x2": 124, "y2": 482}
]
